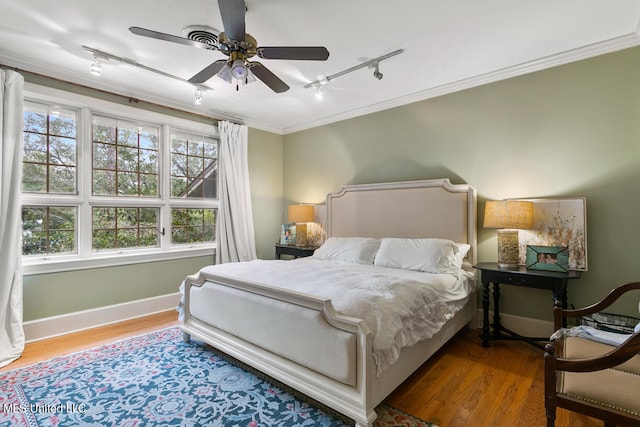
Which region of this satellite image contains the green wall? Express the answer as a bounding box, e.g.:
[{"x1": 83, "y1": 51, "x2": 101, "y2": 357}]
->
[
  {"x1": 282, "y1": 46, "x2": 640, "y2": 321},
  {"x1": 248, "y1": 127, "x2": 285, "y2": 259},
  {"x1": 23, "y1": 256, "x2": 212, "y2": 320}
]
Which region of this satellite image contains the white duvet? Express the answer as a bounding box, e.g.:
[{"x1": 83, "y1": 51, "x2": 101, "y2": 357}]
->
[{"x1": 187, "y1": 258, "x2": 476, "y2": 374}]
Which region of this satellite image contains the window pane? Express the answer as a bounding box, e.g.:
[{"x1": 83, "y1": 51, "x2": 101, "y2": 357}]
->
[
  {"x1": 170, "y1": 208, "x2": 216, "y2": 245},
  {"x1": 22, "y1": 206, "x2": 77, "y2": 256},
  {"x1": 93, "y1": 143, "x2": 116, "y2": 169},
  {"x1": 92, "y1": 207, "x2": 159, "y2": 252},
  {"x1": 23, "y1": 102, "x2": 77, "y2": 194},
  {"x1": 92, "y1": 115, "x2": 159, "y2": 197},
  {"x1": 170, "y1": 131, "x2": 217, "y2": 199},
  {"x1": 93, "y1": 170, "x2": 116, "y2": 195}
]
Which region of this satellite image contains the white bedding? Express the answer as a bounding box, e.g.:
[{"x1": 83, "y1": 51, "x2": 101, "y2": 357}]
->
[{"x1": 186, "y1": 258, "x2": 476, "y2": 374}]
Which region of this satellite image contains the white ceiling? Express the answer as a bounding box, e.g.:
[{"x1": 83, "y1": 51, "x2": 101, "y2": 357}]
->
[{"x1": 1, "y1": 0, "x2": 640, "y2": 134}]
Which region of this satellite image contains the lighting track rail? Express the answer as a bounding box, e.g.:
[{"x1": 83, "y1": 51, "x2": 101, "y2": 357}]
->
[
  {"x1": 304, "y1": 48, "x2": 404, "y2": 91},
  {"x1": 81, "y1": 45, "x2": 215, "y2": 93}
]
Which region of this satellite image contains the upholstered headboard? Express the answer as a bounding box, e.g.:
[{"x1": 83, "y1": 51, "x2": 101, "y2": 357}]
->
[{"x1": 326, "y1": 179, "x2": 477, "y2": 266}]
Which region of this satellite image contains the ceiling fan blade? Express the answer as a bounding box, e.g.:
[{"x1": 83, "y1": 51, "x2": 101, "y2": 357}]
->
[
  {"x1": 218, "y1": 0, "x2": 246, "y2": 41},
  {"x1": 129, "y1": 26, "x2": 213, "y2": 50},
  {"x1": 189, "y1": 60, "x2": 228, "y2": 84},
  {"x1": 258, "y1": 46, "x2": 330, "y2": 61},
  {"x1": 249, "y1": 62, "x2": 289, "y2": 93}
]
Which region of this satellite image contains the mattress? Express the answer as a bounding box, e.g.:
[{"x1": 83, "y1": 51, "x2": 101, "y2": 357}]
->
[{"x1": 185, "y1": 258, "x2": 476, "y2": 375}]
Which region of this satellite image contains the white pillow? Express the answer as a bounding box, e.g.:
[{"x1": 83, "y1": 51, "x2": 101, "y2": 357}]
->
[
  {"x1": 374, "y1": 238, "x2": 462, "y2": 274},
  {"x1": 454, "y1": 243, "x2": 472, "y2": 268},
  {"x1": 312, "y1": 237, "x2": 380, "y2": 265}
]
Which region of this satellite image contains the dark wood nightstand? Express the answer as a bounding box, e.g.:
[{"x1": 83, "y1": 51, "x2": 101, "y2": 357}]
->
[
  {"x1": 274, "y1": 244, "x2": 319, "y2": 260},
  {"x1": 473, "y1": 262, "x2": 581, "y2": 349}
]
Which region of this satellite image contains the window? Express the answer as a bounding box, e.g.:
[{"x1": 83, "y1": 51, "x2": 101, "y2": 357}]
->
[
  {"x1": 23, "y1": 102, "x2": 77, "y2": 194},
  {"x1": 92, "y1": 207, "x2": 160, "y2": 251},
  {"x1": 22, "y1": 206, "x2": 76, "y2": 255},
  {"x1": 170, "y1": 131, "x2": 218, "y2": 199},
  {"x1": 21, "y1": 91, "x2": 218, "y2": 274},
  {"x1": 92, "y1": 116, "x2": 159, "y2": 197}
]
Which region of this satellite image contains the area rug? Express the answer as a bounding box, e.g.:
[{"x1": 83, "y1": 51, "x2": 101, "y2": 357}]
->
[{"x1": 0, "y1": 327, "x2": 436, "y2": 426}]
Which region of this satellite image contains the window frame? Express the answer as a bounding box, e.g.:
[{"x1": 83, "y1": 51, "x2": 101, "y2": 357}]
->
[{"x1": 22, "y1": 84, "x2": 218, "y2": 276}]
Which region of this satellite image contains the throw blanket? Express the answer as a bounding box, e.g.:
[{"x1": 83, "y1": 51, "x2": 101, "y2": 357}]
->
[
  {"x1": 551, "y1": 322, "x2": 640, "y2": 347},
  {"x1": 182, "y1": 258, "x2": 475, "y2": 374}
]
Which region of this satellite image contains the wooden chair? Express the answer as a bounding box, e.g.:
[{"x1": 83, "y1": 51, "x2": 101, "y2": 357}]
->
[{"x1": 544, "y1": 282, "x2": 640, "y2": 427}]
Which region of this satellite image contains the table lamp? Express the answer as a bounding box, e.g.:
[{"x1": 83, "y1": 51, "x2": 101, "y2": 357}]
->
[
  {"x1": 484, "y1": 200, "x2": 534, "y2": 269},
  {"x1": 288, "y1": 204, "x2": 314, "y2": 246}
]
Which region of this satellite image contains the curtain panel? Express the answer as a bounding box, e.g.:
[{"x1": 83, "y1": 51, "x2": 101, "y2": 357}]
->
[
  {"x1": 0, "y1": 69, "x2": 25, "y2": 367},
  {"x1": 216, "y1": 121, "x2": 257, "y2": 264}
]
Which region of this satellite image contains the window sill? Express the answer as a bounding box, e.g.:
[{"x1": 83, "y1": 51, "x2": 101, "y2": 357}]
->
[{"x1": 22, "y1": 245, "x2": 216, "y2": 276}]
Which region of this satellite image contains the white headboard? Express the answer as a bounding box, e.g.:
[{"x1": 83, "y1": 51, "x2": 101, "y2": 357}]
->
[{"x1": 326, "y1": 179, "x2": 477, "y2": 266}]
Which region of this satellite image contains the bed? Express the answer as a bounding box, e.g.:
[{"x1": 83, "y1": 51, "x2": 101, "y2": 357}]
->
[{"x1": 180, "y1": 178, "x2": 478, "y2": 426}]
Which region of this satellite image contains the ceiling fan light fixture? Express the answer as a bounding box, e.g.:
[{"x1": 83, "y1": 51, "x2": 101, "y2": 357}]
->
[
  {"x1": 217, "y1": 63, "x2": 233, "y2": 83},
  {"x1": 230, "y1": 59, "x2": 248, "y2": 80}
]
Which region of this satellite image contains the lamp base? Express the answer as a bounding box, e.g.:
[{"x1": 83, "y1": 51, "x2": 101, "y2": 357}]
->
[
  {"x1": 496, "y1": 229, "x2": 520, "y2": 269},
  {"x1": 295, "y1": 223, "x2": 308, "y2": 246}
]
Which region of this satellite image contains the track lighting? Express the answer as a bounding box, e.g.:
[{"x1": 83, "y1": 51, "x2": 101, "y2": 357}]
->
[
  {"x1": 194, "y1": 87, "x2": 203, "y2": 105},
  {"x1": 82, "y1": 46, "x2": 215, "y2": 103},
  {"x1": 373, "y1": 64, "x2": 383, "y2": 80},
  {"x1": 304, "y1": 49, "x2": 403, "y2": 94},
  {"x1": 90, "y1": 55, "x2": 102, "y2": 76}
]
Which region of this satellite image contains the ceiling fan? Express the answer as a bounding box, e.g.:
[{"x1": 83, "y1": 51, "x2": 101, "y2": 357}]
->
[{"x1": 129, "y1": 0, "x2": 329, "y2": 93}]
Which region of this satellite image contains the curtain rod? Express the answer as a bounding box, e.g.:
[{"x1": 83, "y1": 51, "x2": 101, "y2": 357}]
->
[{"x1": 0, "y1": 63, "x2": 237, "y2": 126}]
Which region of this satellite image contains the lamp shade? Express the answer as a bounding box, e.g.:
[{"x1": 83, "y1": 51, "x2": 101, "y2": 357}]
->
[
  {"x1": 483, "y1": 200, "x2": 534, "y2": 230},
  {"x1": 288, "y1": 204, "x2": 314, "y2": 223}
]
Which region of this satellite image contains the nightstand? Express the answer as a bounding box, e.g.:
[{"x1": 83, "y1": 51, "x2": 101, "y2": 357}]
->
[
  {"x1": 274, "y1": 244, "x2": 319, "y2": 260},
  {"x1": 474, "y1": 262, "x2": 581, "y2": 349}
]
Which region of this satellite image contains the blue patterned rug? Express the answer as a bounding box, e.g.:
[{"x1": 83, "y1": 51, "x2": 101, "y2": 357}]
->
[{"x1": 0, "y1": 327, "x2": 436, "y2": 426}]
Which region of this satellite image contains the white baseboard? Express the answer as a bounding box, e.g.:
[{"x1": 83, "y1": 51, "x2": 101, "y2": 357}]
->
[
  {"x1": 23, "y1": 292, "x2": 181, "y2": 343},
  {"x1": 475, "y1": 309, "x2": 554, "y2": 338}
]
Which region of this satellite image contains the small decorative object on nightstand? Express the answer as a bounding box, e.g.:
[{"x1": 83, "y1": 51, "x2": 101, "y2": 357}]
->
[
  {"x1": 483, "y1": 200, "x2": 534, "y2": 269},
  {"x1": 275, "y1": 244, "x2": 319, "y2": 260},
  {"x1": 474, "y1": 262, "x2": 581, "y2": 349}
]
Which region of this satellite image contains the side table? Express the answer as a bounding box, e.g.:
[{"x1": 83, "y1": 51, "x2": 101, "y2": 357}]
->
[
  {"x1": 274, "y1": 244, "x2": 319, "y2": 259},
  {"x1": 474, "y1": 262, "x2": 581, "y2": 349}
]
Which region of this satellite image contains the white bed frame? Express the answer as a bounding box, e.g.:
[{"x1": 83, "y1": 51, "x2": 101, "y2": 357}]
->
[{"x1": 181, "y1": 179, "x2": 477, "y2": 426}]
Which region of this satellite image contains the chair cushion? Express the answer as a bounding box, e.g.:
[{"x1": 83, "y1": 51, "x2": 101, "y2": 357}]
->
[{"x1": 558, "y1": 336, "x2": 640, "y2": 416}]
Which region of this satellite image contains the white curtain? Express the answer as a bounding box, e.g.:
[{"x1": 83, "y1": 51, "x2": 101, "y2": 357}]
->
[
  {"x1": 216, "y1": 121, "x2": 257, "y2": 263},
  {"x1": 0, "y1": 70, "x2": 25, "y2": 368}
]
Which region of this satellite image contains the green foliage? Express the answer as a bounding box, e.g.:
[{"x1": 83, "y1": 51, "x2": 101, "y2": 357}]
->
[
  {"x1": 22, "y1": 104, "x2": 77, "y2": 194},
  {"x1": 171, "y1": 208, "x2": 216, "y2": 244},
  {"x1": 92, "y1": 207, "x2": 159, "y2": 252},
  {"x1": 22, "y1": 206, "x2": 76, "y2": 255}
]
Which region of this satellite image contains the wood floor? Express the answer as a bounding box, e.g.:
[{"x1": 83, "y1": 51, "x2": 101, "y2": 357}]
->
[{"x1": 1, "y1": 312, "x2": 602, "y2": 427}]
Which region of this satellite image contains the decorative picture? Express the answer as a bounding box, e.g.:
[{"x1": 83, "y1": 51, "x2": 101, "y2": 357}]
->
[
  {"x1": 526, "y1": 245, "x2": 569, "y2": 272},
  {"x1": 280, "y1": 224, "x2": 296, "y2": 245},
  {"x1": 518, "y1": 198, "x2": 587, "y2": 270}
]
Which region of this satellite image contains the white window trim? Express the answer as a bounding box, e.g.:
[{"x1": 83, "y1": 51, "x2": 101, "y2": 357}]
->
[{"x1": 22, "y1": 83, "x2": 218, "y2": 276}]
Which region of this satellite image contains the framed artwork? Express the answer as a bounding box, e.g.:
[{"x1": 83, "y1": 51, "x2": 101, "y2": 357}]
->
[
  {"x1": 518, "y1": 197, "x2": 587, "y2": 270},
  {"x1": 526, "y1": 245, "x2": 569, "y2": 272},
  {"x1": 280, "y1": 224, "x2": 296, "y2": 245}
]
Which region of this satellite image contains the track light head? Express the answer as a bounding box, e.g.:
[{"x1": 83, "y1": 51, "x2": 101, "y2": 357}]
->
[
  {"x1": 90, "y1": 55, "x2": 102, "y2": 76},
  {"x1": 373, "y1": 64, "x2": 383, "y2": 80},
  {"x1": 194, "y1": 87, "x2": 203, "y2": 105}
]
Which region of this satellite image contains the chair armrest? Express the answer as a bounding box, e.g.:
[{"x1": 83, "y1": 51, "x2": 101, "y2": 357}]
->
[
  {"x1": 547, "y1": 331, "x2": 640, "y2": 373},
  {"x1": 553, "y1": 282, "x2": 640, "y2": 330}
]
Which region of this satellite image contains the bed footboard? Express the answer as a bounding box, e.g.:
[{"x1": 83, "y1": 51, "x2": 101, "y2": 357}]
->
[{"x1": 182, "y1": 270, "x2": 378, "y2": 427}]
